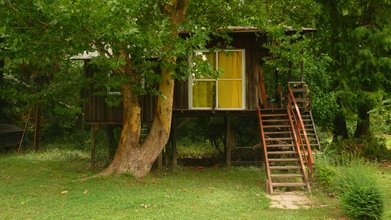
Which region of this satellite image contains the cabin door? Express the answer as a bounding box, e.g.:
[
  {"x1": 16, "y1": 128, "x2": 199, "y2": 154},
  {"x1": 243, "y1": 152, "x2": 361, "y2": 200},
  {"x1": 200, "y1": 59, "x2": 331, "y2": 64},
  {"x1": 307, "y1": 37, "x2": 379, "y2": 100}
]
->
[{"x1": 190, "y1": 50, "x2": 245, "y2": 110}]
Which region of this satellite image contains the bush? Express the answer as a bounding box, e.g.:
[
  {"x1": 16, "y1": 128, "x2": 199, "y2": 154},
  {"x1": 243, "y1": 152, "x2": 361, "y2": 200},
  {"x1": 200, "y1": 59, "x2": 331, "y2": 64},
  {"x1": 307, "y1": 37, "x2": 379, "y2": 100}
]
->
[
  {"x1": 313, "y1": 154, "x2": 338, "y2": 191},
  {"x1": 328, "y1": 136, "x2": 389, "y2": 161},
  {"x1": 336, "y1": 165, "x2": 384, "y2": 220},
  {"x1": 313, "y1": 152, "x2": 385, "y2": 219}
]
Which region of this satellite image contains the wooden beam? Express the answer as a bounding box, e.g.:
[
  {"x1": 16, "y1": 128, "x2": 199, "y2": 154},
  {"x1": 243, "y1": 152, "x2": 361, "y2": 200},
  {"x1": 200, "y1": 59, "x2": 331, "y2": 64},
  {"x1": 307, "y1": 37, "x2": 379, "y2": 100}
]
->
[
  {"x1": 171, "y1": 114, "x2": 177, "y2": 169},
  {"x1": 33, "y1": 104, "x2": 42, "y2": 152},
  {"x1": 225, "y1": 116, "x2": 232, "y2": 168}
]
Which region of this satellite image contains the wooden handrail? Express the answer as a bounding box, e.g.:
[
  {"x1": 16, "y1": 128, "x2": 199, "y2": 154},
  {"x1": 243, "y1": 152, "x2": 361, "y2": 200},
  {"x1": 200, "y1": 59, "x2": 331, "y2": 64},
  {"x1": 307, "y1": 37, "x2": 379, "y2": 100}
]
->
[
  {"x1": 287, "y1": 85, "x2": 314, "y2": 175},
  {"x1": 286, "y1": 103, "x2": 310, "y2": 189},
  {"x1": 257, "y1": 106, "x2": 273, "y2": 193}
]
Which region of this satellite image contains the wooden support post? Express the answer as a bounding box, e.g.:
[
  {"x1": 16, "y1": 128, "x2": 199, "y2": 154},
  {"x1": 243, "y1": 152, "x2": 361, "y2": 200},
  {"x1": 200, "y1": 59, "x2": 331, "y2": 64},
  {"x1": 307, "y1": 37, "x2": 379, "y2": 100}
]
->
[
  {"x1": 33, "y1": 104, "x2": 42, "y2": 152},
  {"x1": 171, "y1": 115, "x2": 177, "y2": 169},
  {"x1": 225, "y1": 116, "x2": 232, "y2": 168},
  {"x1": 91, "y1": 124, "x2": 98, "y2": 171}
]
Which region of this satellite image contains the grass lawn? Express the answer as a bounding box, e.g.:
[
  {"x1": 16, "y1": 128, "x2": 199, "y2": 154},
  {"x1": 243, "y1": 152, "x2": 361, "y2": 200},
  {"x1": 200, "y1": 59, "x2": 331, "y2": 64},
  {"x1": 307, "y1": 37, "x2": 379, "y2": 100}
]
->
[
  {"x1": 384, "y1": 134, "x2": 391, "y2": 150},
  {"x1": 0, "y1": 147, "x2": 387, "y2": 220},
  {"x1": 379, "y1": 167, "x2": 391, "y2": 219}
]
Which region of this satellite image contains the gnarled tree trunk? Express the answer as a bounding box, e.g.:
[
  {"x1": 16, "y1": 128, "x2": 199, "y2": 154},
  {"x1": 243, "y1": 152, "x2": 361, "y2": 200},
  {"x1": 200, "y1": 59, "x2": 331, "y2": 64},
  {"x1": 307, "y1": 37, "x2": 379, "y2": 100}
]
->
[{"x1": 101, "y1": 0, "x2": 188, "y2": 178}]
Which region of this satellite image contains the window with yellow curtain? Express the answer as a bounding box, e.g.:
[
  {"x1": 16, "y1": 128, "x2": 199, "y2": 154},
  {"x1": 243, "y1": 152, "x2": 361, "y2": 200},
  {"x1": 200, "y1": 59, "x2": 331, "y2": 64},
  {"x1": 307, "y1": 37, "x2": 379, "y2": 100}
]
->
[
  {"x1": 217, "y1": 51, "x2": 243, "y2": 109},
  {"x1": 191, "y1": 50, "x2": 244, "y2": 109}
]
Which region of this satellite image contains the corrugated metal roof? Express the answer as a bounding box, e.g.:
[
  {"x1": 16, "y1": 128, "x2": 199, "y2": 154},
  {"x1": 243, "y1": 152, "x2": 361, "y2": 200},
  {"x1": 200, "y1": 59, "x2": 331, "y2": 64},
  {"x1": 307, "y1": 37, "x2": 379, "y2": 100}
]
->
[
  {"x1": 226, "y1": 26, "x2": 262, "y2": 32},
  {"x1": 70, "y1": 51, "x2": 99, "y2": 60},
  {"x1": 180, "y1": 26, "x2": 316, "y2": 34},
  {"x1": 71, "y1": 26, "x2": 316, "y2": 60}
]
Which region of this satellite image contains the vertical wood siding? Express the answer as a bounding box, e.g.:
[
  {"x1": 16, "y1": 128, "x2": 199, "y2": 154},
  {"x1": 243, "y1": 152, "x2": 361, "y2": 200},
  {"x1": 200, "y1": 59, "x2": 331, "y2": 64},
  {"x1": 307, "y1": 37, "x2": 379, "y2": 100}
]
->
[{"x1": 83, "y1": 32, "x2": 268, "y2": 123}]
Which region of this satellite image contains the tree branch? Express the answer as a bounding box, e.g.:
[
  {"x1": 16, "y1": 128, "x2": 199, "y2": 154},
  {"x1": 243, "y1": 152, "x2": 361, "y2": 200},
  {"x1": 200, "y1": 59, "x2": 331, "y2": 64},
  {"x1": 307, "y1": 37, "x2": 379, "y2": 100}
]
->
[{"x1": 92, "y1": 40, "x2": 113, "y2": 59}]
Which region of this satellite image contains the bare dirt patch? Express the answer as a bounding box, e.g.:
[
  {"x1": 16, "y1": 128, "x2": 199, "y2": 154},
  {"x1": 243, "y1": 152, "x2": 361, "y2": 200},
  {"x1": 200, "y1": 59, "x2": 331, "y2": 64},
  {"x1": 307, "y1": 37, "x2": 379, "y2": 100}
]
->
[{"x1": 267, "y1": 192, "x2": 313, "y2": 209}]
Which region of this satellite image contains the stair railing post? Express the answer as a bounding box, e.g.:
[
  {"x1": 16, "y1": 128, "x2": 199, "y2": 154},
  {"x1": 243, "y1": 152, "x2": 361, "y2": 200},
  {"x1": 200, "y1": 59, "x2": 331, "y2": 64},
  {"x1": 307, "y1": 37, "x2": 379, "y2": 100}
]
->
[{"x1": 288, "y1": 83, "x2": 314, "y2": 178}]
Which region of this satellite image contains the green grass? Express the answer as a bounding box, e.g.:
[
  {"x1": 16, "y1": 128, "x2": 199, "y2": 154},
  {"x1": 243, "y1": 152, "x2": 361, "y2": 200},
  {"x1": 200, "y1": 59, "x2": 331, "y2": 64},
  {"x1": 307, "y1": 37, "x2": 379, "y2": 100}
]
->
[
  {"x1": 177, "y1": 138, "x2": 220, "y2": 159},
  {"x1": 384, "y1": 134, "x2": 391, "y2": 150},
  {"x1": 379, "y1": 167, "x2": 391, "y2": 219},
  {"x1": 0, "y1": 147, "x2": 359, "y2": 220}
]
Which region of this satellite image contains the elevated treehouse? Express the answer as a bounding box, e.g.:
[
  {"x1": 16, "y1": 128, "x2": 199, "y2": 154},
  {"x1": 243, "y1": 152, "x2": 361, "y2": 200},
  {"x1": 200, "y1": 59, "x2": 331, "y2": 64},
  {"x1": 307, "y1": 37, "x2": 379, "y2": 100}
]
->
[{"x1": 75, "y1": 26, "x2": 319, "y2": 193}]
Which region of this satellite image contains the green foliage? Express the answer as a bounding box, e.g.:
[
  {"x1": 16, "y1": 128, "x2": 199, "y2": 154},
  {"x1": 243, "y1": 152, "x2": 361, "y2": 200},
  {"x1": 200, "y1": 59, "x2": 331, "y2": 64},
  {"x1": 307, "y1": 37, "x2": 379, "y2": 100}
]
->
[
  {"x1": 177, "y1": 137, "x2": 218, "y2": 159},
  {"x1": 335, "y1": 165, "x2": 384, "y2": 220},
  {"x1": 316, "y1": 0, "x2": 391, "y2": 137},
  {"x1": 314, "y1": 151, "x2": 386, "y2": 219},
  {"x1": 313, "y1": 154, "x2": 338, "y2": 191},
  {"x1": 176, "y1": 117, "x2": 259, "y2": 159},
  {"x1": 370, "y1": 101, "x2": 391, "y2": 134},
  {"x1": 328, "y1": 136, "x2": 390, "y2": 161}
]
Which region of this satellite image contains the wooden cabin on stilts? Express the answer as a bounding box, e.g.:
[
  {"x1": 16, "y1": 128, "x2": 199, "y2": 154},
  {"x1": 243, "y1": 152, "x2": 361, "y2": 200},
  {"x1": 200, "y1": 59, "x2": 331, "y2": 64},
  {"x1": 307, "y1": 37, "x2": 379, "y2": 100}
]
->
[{"x1": 73, "y1": 26, "x2": 320, "y2": 194}]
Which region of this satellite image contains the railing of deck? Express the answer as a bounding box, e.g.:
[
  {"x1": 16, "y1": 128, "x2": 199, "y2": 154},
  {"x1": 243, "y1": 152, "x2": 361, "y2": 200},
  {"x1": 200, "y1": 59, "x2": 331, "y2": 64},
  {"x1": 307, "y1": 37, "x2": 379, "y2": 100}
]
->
[{"x1": 287, "y1": 83, "x2": 314, "y2": 177}]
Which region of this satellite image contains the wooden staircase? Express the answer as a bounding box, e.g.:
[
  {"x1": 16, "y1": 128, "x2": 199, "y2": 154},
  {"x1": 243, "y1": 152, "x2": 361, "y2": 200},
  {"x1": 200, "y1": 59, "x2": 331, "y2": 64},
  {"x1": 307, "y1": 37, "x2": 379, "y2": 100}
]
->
[
  {"x1": 258, "y1": 82, "x2": 316, "y2": 194},
  {"x1": 301, "y1": 111, "x2": 321, "y2": 150}
]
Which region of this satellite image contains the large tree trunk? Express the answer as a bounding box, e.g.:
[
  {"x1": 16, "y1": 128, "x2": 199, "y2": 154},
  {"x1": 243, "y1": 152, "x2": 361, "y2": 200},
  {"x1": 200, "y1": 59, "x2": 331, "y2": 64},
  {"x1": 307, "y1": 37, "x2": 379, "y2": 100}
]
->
[
  {"x1": 354, "y1": 104, "x2": 371, "y2": 138},
  {"x1": 101, "y1": 0, "x2": 189, "y2": 178},
  {"x1": 332, "y1": 111, "x2": 349, "y2": 141},
  {"x1": 102, "y1": 84, "x2": 143, "y2": 176},
  {"x1": 102, "y1": 65, "x2": 176, "y2": 178}
]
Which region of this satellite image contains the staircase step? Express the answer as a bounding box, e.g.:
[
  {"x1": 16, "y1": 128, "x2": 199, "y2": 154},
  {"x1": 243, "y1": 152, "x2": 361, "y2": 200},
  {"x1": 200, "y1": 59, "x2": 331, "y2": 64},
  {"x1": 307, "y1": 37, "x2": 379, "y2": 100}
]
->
[
  {"x1": 268, "y1": 158, "x2": 299, "y2": 162},
  {"x1": 270, "y1": 165, "x2": 301, "y2": 170},
  {"x1": 262, "y1": 119, "x2": 289, "y2": 123},
  {"x1": 264, "y1": 131, "x2": 291, "y2": 135},
  {"x1": 291, "y1": 88, "x2": 307, "y2": 93},
  {"x1": 265, "y1": 137, "x2": 292, "y2": 141},
  {"x1": 261, "y1": 114, "x2": 288, "y2": 117},
  {"x1": 267, "y1": 144, "x2": 294, "y2": 148},
  {"x1": 263, "y1": 125, "x2": 291, "y2": 128},
  {"x1": 267, "y1": 151, "x2": 296, "y2": 155},
  {"x1": 272, "y1": 182, "x2": 307, "y2": 187},
  {"x1": 270, "y1": 174, "x2": 303, "y2": 178}
]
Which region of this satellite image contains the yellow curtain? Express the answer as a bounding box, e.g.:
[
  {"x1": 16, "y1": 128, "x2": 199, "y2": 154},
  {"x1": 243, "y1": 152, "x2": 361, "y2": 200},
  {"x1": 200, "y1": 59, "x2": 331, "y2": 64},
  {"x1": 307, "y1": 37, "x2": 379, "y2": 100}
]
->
[
  {"x1": 218, "y1": 80, "x2": 242, "y2": 108},
  {"x1": 192, "y1": 50, "x2": 243, "y2": 109},
  {"x1": 217, "y1": 51, "x2": 242, "y2": 108},
  {"x1": 192, "y1": 81, "x2": 215, "y2": 108},
  {"x1": 218, "y1": 51, "x2": 242, "y2": 79}
]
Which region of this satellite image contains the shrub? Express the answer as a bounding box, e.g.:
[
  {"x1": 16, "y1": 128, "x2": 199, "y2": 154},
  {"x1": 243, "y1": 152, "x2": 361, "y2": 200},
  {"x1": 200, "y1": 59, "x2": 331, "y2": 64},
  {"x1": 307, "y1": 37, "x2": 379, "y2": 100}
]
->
[
  {"x1": 329, "y1": 136, "x2": 388, "y2": 161},
  {"x1": 313, "y1": 154, "x2": 338, "y2": 191},
  {"x1": 336, "y1": 165, "x2": 384, "y2": 220}
]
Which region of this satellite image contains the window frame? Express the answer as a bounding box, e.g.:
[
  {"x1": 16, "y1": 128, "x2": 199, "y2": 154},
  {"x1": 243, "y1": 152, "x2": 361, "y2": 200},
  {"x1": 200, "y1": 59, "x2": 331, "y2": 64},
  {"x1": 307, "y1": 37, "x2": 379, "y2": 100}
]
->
[{"x1": 188, "y1": 49, "x2": 246, "y2": 110}]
